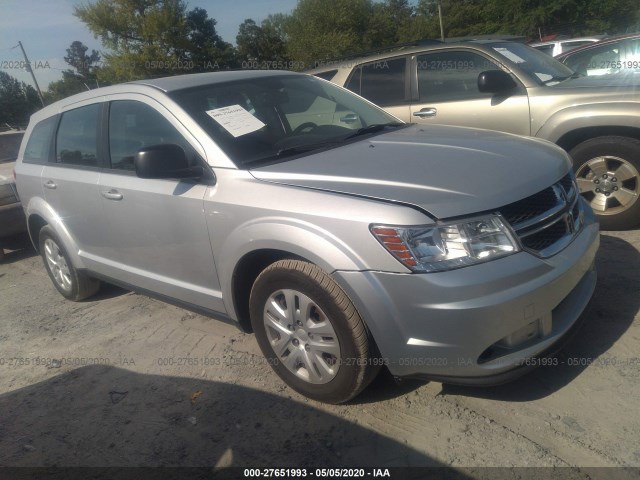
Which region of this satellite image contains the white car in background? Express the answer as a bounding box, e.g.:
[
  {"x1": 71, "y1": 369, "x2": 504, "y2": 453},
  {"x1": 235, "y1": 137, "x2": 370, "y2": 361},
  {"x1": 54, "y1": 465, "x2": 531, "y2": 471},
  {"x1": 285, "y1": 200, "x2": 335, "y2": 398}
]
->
[{"x1": 530, "y1": 36, "x2": 604, "y2": 57}]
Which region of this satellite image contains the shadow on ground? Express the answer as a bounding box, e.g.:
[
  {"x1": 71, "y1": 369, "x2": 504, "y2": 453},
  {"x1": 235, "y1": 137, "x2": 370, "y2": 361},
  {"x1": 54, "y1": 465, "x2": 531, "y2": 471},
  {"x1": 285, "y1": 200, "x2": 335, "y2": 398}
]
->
[
  {"x1": 0, "y1": 233, "x2": 36, "y2": 265},
  {"x1": 441, "y1": 233, "x2": 640, "y2": 401},
  {"x1": 0, "y1": 366, "x2": 449, "y2": 470}
]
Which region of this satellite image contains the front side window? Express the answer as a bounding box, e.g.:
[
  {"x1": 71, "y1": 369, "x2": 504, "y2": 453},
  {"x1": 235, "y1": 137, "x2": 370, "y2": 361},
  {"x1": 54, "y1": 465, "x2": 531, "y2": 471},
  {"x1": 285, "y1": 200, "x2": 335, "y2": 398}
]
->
[
  {"x1": 24, "y1": 117, "x2": 57, "y2": 164},
  {"x1": 56, "y1": 104, "x2": 101, "y2": 167},
  {"x1": 109, "y1": 101, "x2": 189, "y2": 171},
  {"x1": 346, "y1": 57, "x2": 407, "y2": 106},
  {"x1": 417, "y1": 51, "x2": 501, "y2": 103}
]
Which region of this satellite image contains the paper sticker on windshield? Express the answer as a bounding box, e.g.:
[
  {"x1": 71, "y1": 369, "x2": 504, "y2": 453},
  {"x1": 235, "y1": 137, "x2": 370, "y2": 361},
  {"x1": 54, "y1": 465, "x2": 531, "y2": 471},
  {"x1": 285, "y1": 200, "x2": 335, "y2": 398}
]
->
[
  {"x1": 493, "y1": 47, "x2": 525, "y2": 64},
  {"x1": 206, "y1": 105, "x2": 266, "y2": 137}
]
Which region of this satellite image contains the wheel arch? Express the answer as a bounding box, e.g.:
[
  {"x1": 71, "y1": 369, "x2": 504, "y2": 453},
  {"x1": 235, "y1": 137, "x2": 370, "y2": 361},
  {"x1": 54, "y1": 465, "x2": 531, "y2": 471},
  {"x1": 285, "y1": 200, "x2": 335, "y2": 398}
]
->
[
  {"x1": 24, "y1": 196, "x2": 85, "y2": 268},
  {"x1": 217, "y1": 219, "x2": 370, "y2": 330},
  {"x1": 230, "y1": 249, "x2": 307, "y2": 333},
  {"x1": 556, "y1": 126, "x2": 640, "y2": 153}
]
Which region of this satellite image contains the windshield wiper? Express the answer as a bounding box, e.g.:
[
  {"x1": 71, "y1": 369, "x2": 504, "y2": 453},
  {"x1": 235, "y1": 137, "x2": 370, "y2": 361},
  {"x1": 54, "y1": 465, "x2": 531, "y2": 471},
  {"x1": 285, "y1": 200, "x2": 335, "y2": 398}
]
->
[
  {"x1": 542, "y1": 72, "x2": 582, "y2": 84},
  {"x1": 244, "y1": 123, "x2": 405, "y2": 167},
  {"x1": 243, "y1": 140, "x2": 342, "y2": 167},
  {"x1": 343, "y1": 122, "x2": 405, "y2": 140}
]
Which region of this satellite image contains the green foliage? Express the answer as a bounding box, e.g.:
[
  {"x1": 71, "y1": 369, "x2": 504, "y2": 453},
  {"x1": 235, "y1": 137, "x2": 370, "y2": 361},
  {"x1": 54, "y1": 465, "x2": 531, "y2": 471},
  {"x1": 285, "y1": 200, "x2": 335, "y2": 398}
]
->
[
  {"x1": 0, "y1": 71, "x2": 41, "y2": 127},
  {"x1": 43, "y1": 41, "x2": 102, "y2": 104},
  {"x1": 284, "y1": 0, "x2": 374, "y2": 67},
  {"x1": 74, "y1": 0, "x2": 234, "y2": 82},
  {"x1": 236, "y1": 18, "x2": 289, "y2": 64}
]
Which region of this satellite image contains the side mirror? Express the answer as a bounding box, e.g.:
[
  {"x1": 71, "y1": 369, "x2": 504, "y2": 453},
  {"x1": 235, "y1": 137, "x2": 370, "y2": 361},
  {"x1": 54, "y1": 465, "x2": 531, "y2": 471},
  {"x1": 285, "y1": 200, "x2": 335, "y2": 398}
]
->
[
  {"x1": 134, "y1": 144, "x2": 203, "y2": 179},
  {"x1": 477, "y1": 70, "x2": 518, "y2": 94}
]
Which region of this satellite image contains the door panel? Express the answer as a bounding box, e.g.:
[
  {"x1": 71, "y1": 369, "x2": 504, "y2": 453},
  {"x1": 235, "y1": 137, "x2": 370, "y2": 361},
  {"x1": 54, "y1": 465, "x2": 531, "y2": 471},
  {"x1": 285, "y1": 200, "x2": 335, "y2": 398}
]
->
[
  {"x1": 411, "y1": 51, "x2": 531, "y2": 136},
  {"x1": 98, "y1": 99, "x2": 224, "y2": 312},
  {"x1": 98, "y1": 173, "x2": 222, "y2": 311},
  {"x1": 42, "y1": 103, "x2": 105, "y2": 259}
]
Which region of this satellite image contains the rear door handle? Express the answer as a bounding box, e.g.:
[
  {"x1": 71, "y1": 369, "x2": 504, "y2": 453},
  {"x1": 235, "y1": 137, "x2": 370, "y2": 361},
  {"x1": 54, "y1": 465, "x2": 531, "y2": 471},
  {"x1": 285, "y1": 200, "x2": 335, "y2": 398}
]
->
[
  {"x1": 101, "y1": 189, "x2": 123, "y2": 201},
  {"x1": 413, "y1": 108, "x2": 437, "y2": 118},
  {"x1": 43, "y1": 180, "x2": 57, "y2": 190}
]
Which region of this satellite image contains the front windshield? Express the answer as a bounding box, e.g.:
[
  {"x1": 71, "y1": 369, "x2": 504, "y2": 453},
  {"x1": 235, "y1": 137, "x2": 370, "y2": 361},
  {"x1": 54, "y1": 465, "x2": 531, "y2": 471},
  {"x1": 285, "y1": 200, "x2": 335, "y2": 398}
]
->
[
  {"x1": 170, "y1": 74, "x2": 402, "y2": 168},
  {"x1": 491, "y1": 42, "x2": 576, "y2": 85}
]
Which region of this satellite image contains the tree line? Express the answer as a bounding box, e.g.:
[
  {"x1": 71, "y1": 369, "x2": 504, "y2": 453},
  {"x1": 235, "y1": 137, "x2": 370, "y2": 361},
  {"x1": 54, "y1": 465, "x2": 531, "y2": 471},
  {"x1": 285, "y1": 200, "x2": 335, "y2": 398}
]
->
[{"x1": 2, "y1": 0, "x2": 639, "y2": 126}]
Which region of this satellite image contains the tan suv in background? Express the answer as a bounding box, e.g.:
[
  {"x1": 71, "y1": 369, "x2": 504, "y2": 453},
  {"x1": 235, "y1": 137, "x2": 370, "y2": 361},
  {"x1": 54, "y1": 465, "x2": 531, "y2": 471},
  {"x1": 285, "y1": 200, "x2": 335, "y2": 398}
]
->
[{"x1": 309, "y1": 40, "x2": 640, "y2": 230}]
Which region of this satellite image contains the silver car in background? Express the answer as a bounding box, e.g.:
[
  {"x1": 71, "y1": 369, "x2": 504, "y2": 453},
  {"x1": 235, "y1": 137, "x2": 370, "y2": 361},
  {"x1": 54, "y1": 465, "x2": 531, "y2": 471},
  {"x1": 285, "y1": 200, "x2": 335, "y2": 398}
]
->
[{"x1": 15, "y1": 71, "x2": 598, "y2": 403}]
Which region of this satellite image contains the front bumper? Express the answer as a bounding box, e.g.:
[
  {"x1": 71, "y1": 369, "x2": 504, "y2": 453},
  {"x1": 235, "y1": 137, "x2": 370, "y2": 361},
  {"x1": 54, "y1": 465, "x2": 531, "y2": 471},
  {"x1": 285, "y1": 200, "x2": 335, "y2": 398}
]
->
[{"x1": 332, "y1": 212, "x2": 599, "y2": 384}]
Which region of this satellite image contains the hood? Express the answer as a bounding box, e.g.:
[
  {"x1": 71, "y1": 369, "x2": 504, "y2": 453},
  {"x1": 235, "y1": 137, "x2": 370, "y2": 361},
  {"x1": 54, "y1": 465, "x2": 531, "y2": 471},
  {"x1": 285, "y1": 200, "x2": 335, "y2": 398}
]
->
[
  {"x1": 551, "y1": 72, "x2": 640, "y2": 90},
  {"x1": 250, "y1": 124, "x2": 570, "y2": 219}
]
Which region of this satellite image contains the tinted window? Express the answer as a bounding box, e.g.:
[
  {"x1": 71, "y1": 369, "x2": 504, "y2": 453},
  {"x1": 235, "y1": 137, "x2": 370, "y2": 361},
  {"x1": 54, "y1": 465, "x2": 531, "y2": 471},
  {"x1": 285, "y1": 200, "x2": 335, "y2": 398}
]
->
[
  {"x1": 314, "y1": 69, "x2": 338, "y2": 81},
  {"x1": 417, "y1": 51, "x2": 500, "y2": 102},
  {"x1": 532, "y1": 44, "x2": 555, "y2": 56},
  {"x1": 109, "y1": 101, "x2": 188, "y2": 171},
  {"x1": 24, "y1": 118, "x2": 57, "y2": 164},
  {"x1": 56, "y1": 104, "x2": 100, "y2": 167},
  {"x1": 347, "y1": 58, "x2": 406, "y2": 106},
  {"x1": 564, "y1": 43, "x2": 621, "y2": 76}
]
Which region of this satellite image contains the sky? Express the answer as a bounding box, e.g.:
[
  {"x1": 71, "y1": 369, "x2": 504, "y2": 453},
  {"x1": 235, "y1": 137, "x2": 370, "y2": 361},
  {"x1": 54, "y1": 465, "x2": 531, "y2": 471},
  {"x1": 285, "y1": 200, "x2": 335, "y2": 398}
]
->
[{"x1": 0, "y1": 0, "x2": 299, "y2": 89}]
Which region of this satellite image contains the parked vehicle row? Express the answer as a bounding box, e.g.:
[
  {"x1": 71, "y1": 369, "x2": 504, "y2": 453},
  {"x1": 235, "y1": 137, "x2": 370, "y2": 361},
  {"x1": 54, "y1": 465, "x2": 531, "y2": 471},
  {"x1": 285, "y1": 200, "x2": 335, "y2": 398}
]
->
[
  {"x1": 15, "y1": 71, "x2": 598, "y2": 403},
  {"x1": 555, "y1": 33, "x2": 640, "y2": 77},
  {"x1": 0, "y1": 130, "x2": 27, "y2": 261},
  {"x1": 530, "y1": 36, "x2": 605, "y2": 57},
  {"x1": 309, "y1": 40, "x2": 640, "y2": 230}
]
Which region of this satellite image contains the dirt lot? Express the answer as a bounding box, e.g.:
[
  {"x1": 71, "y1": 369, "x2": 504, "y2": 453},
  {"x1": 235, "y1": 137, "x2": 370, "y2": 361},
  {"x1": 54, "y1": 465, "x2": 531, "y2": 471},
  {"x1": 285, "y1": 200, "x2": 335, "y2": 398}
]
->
[{"x1": 0, "y1": 230, "x2": 639, "y2": 476}]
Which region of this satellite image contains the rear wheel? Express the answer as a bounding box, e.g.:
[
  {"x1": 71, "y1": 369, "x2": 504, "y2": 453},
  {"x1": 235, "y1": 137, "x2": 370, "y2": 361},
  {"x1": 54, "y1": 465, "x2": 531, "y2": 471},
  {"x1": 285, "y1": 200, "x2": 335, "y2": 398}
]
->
[
  {"x1": 249, "y1": 259, "x2": 379, "y2": 403},
  {"x1": 39, "y1": 225, "x2": 100, "y2": 301},
  {"x1": 570, "y1": 136, "x2": 640, "y2": 230}
]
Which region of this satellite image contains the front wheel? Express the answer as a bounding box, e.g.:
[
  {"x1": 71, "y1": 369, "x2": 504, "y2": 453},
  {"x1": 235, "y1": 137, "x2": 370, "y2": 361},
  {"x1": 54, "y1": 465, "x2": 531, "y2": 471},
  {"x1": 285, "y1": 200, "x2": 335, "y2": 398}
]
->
[
  {"x1": 249, "y1": 259, "x2": 379, "y2": 404},
  {"x1": 570, "y1": 136, "x2": 640, "y2": 230}
]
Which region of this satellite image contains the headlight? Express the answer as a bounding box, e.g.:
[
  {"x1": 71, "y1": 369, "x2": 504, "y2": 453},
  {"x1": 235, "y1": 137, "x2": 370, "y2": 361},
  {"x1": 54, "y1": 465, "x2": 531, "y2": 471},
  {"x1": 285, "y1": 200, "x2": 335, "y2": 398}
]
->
[{"x1": 371, "y1": 215, "x2": 520, "y2": 273}]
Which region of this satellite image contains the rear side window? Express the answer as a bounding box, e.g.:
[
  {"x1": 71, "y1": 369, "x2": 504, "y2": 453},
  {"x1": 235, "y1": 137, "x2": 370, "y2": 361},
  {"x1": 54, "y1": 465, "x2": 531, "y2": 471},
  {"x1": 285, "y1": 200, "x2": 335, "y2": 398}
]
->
[
  {"x1": 56, "y1": 104, "x2": 101, "y2": 167},
  {"x1": 23, "y1": 117, "x2": 57, "y2": 164},
  {"x1": 346, "y1": 57, "x2": 406, "y2": 106},
  {"x1": 108, "y1": 100, "x2": 189, "y2": 171}
]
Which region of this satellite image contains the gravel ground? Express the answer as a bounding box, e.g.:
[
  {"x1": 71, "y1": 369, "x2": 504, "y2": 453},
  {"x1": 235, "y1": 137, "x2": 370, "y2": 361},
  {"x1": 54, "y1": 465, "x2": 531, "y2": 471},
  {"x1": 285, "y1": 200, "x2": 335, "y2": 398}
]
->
[{"x1": 0, "y1": 230, "x2": 639, "y2": 476}]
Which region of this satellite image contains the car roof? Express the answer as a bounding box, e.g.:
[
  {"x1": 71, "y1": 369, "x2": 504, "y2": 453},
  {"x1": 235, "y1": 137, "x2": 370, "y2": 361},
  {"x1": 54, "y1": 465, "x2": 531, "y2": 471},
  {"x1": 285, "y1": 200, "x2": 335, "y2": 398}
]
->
[
  {"x1": 129, "y1": 69, "x2": 298, "y2": 92},
  {"x1": 530, "y1": 36, "x2": 604, "y2": 47},
  {"x1": 28, "y1": 70, "x2": 304, "y2": 122},
  {"x1": 555, "y1": 32, "x2": 640, "y2": 59}
]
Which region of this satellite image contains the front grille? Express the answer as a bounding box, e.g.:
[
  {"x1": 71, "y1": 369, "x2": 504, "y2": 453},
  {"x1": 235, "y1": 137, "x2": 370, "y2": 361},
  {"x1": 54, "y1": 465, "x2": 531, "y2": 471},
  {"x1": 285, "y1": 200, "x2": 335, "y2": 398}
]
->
[{"x1": 500, "y1": 173, "x2": 583, "y2": 258}]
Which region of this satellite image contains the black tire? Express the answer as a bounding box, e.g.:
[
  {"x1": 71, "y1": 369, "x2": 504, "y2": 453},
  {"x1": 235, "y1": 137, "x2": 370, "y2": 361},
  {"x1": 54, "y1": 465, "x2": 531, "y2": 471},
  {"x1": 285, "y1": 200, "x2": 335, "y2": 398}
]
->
[
  {"x1": 39, "y1": 225, "x2": 100, "y2": 301},
  {"x1": 569, "y1": 136, "x2": 640, "y2": 230},
  {"x1": 249, "y1": 259, "x2": 380, "y2": 404}
]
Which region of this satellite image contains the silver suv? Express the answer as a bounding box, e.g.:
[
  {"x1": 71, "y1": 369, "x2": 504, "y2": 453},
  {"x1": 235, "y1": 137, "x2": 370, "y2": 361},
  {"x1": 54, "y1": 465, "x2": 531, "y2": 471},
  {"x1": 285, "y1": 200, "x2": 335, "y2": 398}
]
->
[
  {"x1": 309, "y1": 40, "x2": 640, "y2": 230},
  {"x1": 15, "y1": 71, "x2": 599, "y2": 403}
]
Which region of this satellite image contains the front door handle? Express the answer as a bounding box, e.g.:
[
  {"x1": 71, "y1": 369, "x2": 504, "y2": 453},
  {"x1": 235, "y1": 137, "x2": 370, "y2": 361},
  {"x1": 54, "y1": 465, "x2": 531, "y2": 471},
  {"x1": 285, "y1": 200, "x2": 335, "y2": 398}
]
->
[
  {"x1": 413, "y1": 108, "x2": 437, "y2": 118},
  {"x1": 101, "y1": 189, "x2": 123, "y2": 201},
  {"x1": 43, "y1": 180, "x2": 57, "y2": 190}
]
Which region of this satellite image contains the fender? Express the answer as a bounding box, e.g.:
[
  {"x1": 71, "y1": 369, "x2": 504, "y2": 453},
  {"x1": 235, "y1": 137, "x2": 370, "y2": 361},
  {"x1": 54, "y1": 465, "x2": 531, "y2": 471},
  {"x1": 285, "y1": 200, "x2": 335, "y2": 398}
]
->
[
  {"x1": 25, "y1": 196, "x2": 85, "y2": 269},
  {"x1": 534, "y1": 102, "x2": 640, "y2": 144},
  {"x1": 215, "y1": 217, "x2": 369, "y2": 321}
]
